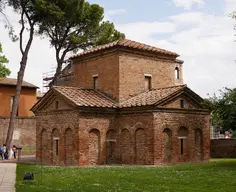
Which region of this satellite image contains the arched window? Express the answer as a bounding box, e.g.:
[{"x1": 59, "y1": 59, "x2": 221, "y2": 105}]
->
[{"x1": 175, "y1": 67, "x2": 180, "y2": 80}]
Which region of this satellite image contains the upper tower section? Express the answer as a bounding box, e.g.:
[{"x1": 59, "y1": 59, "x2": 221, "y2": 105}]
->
[{"x1": 70, "y1": 38, "x2": 184, "y2": 102}]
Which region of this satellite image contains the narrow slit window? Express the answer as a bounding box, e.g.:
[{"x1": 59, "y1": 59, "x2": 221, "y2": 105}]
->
[
  {"x1": 108, "y1": 141, "x2": 113, "y2": 158},
  {"x1": 93, "y1": 76, "x2": 98, "y2": 90},
  {"x1": 180, "y1": 139, "x2": 184, "y2": 155},
  {"x1": 56, "y1": 101, "x2": 59, "y2": 109},
  {"x1": 145, "y1": 76, "x2": 152, "y2": 91},
  {"x1": 175, "y1": 67, "x2": 180, "y2": 80},
  {"x1": 180, "y1": 100, "x2": 184, "y2": 108},
  {"x1": 56, "y1": 139, "x2": 59, "y2": 156}
]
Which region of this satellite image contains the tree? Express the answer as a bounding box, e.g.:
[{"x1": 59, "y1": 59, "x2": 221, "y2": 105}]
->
[
  {"x1": 0, "y1": 42, "x2": 11, "y2": 77},
  {"x1": 35, "y1": 0, "x2": 122, "y2": 85},
  {"x1": 206, "y1": 88, "x2": 236, "y2": 132},
  {"x1": 2, "y1": 0, "x2": 122, "y2": 149},
  {"x1": 4, "y1": 0, "x2": 42, "y2": 149}
]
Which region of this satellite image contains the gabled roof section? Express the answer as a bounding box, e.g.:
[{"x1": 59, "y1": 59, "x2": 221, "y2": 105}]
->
[
  {"x1": 53, "y1": 86, "x2": 117, "y2": 108},
  {"x1": 32, "y1": 85, "x2": 205, "y2": 112},
  {"x1": 119, "y1": 85, "x2": 204, "y2": 108},
  {"x1": 31, "y1": 86, "x2": 117, "y2": 112},
  {"x1": 0, "y1": 78, "x2": 38, "y2": 88},
  {"x1": 70, "y1": 38, "x2": 179, "y2": 59}
]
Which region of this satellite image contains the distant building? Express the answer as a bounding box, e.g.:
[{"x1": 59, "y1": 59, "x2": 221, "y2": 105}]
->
[
  {"x1": 32, "y1": 38, "x2": 210, "y2": 166},
  {"x1": 0, "y1": 77, "x2": 37, "y2": 150},
  {"x1": 0, "y1": 78, "x2": 38, "y2": 117}
]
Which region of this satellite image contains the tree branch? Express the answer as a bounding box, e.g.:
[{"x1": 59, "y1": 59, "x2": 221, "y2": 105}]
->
[
  {"x1": 0, "y1": 10, "x2": 11, "y2": 26},
  {"x1": 19, "y1": 10, "x2": 25, "y2": 55},
  {"x1": 23, "y1": 3, "x2": 32, "y2": 27}
]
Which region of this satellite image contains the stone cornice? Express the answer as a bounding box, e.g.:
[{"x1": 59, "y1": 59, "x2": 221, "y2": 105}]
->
[{"x1": 73, "y1": 47, "x2": 177, "y2": 64}]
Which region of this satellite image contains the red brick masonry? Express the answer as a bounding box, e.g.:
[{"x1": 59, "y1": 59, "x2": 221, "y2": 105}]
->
[{"x1": 32, "y1": 38, "x2": 210, "y2": 166}]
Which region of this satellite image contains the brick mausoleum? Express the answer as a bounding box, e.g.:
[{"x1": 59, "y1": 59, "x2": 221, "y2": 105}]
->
[{"x1": 32, "y1": 38, "x2": 210, "y2": 166}]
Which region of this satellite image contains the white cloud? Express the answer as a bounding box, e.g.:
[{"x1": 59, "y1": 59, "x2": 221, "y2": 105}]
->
[
  {"x1": 116, "y1": 22, "x2": 176, "y2": 44},
  {"x1": 169, "y1": 12, "x2": 204, "y2": 24},
  {"x1": 224, "y1": 0, "x2": 236, "y2": 15},
  {"x1": 172, "y1": 0, "x2": 205, "y2": 10},
  {"x1": 116, "y1": 9, "x2": 236, "y2": 97},
  {"x1": 0, "y1": 7, "x2": 56, "y2": 91},
  {"x1": 1, "y1": 1, "x2": 236, "y2": 98}
]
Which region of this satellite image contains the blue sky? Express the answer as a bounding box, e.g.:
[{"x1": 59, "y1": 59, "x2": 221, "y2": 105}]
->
[
  {"x1": 92, "y1": 0, "x2": 225, "y2": 22},
  {"x1": 0, "y1": 0, "x2": 236, "y2": 97}
]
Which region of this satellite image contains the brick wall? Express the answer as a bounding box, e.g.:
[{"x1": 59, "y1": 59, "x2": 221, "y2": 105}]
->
[
  {"x1": 78, "y1": 115, "x2": 116, "y2": 166},
  {"x1": 118, "y1": 53, "x2": 183, "y2": 101},
  {"x1": 74, "y1": 52, "x2": 120, "y2": 100},
  {"x1": 163, "y1": 97, "x2": 198, "y2": 109},
  {"x1": 0, "y1": 117, "x2": 36, "y2": 153},
  {"x1": 36, "y1": 111, "x2": 78, "y2": 165},
  {"x1": 117, "y1": 113, "x2": 154, "y2": 165},
  {"x1": 211, "y1": 139, "x2": 236, "y2": 158},
  {"x1": 153, "y1": 111, "x2": 210, "y2": 164},
  {"x1": 72, "y1": 50, "x2": 183, "y2": 102},
  {"x1": 35, "y1": 109, "x2": 210, "y2": 166}
]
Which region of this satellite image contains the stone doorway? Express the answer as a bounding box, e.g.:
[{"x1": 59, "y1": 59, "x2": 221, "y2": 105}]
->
[{"x1": 106, "y1": 140, "x2": 116, "y2": 164}]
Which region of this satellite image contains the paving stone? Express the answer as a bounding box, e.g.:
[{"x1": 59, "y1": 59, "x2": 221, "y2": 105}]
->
[{"x1": 0, "y1": 163, "x2": 16, "y2": 192}]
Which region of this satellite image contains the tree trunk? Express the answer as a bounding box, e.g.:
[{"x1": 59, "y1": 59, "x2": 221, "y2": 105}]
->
[
  {"x1": 51, "y1": 49, "x2": 65, "y2": 86},
  {"x1": 53, "y1": 59, "x2": 63, "y2": 86},
  {"x1": 5, "y1": 25, "x2": 34, "y2": 150}
]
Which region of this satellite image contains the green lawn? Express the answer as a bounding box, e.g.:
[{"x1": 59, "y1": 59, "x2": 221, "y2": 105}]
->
[
  {"x1": 16, "y1": 159, "x2": 236, "y2": 192},
  {"x1": 22, "y1": 146, "x2": 36, "y2": 151}
]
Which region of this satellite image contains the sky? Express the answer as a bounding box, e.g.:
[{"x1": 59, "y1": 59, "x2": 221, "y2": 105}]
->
[{"x1": 0, "y1": 0, "x2": 236, "y2": 97}]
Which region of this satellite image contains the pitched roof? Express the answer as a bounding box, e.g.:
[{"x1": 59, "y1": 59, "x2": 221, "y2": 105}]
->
[
  {"x1": 119, "y1": 85, "x2": 187, "y2": 108},
  {"x1": 53, "y1": 86, "x2": 117, "y2": 108},
  {"x1": 70, "y1": 38, "x2": 179, "y2": 59},
  {"x1": 0, "y1": 78, "x2": 38, "y2": 88},
  {"x1": 32, "y1": 85, "x2": 204, "y2": 112}
]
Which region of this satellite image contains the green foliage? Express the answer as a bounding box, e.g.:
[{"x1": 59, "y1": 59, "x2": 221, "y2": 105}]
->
[
  {"x1": 232, "y1": 130, "x2": 236, "y2": 138},
  {"x1": 206, "y1": 88, "x2": 236, "y2": 131},
  {"x1": 16, "y1": 159, "x2": 236, "y2": 192},
  {"x1": 0, "y1": 42, "x2": 11, "y2": 77},
  {"x1": 36, "y1": 0, "x2": 122, "y2": 49},
  {"x1": 34, "y1": 0, "x2": 122, "y2": 82},
  {"x1": 231, "y1": 11, "x2": 236, "y2": 39}
]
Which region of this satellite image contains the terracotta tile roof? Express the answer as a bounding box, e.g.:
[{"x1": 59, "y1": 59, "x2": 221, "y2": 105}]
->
[
  {"x1": 53, "y1": 86, "x2": 117, "y2": 108},
  {"x1": 0, "y1": 78, "x2": 38, "y2": 88},
  {"x1": 32, "y1": 84, "x2": 201, "y2": 112},
  {"x1": 52, "y1": 85, "x2": 186, "y2": 109},
  {"x1": 70, "y1": 39, "x2": 179, "y2": 59},
  {"x1": 119, "y1": 85, "x2": 186, "y2": 108}
]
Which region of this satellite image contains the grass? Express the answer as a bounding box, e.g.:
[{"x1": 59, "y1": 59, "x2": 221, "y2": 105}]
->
[
  {"x1": 16, "y1": 159, "x2": 236, "y2": 192},
  {"x1": 22, "y1": 146, "x2": 36, "y2": 151}
]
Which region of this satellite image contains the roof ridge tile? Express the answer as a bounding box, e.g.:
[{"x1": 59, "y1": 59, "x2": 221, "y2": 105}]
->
[{"x1": 70, "y1": 38, "x2": 179, "y2": 59}]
